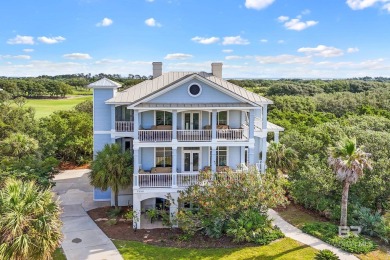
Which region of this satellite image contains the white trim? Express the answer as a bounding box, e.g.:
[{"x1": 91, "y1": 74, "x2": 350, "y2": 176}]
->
[
  {"x1": 181, "y1": 111, "x2": 202, "y2": 130},
  {"x1": 181, "y1": 148, "x2": 202, "y2": 173},
  {"x1": 187, "y1": 83, "x2": 202, "y2": 97},
  {"x1": 94, "y1": 131, "x2": 112, "y2": 134},
  {"x1": 209, "y1": 146, "x2": 229, "y2": 168}
]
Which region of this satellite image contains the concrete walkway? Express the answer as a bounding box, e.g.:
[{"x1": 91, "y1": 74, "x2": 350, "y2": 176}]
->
[
  {"x1": 53, "y1": 169, "x2": 123, "y2": 260},
  {"x1": 268, "y1": 209, "x2": 359, "y2": 260}
]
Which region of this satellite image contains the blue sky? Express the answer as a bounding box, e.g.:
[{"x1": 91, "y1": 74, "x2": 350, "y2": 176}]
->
[{"x1": 1, "y1": 0, "x2": 389, "y2": 78}]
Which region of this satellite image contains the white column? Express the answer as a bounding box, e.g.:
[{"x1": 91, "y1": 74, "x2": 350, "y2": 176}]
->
[
  {"x1": 249, "y1": 109, "x2": 255, "y2": 139},
  {"x1": 211, "y1": 145, "x2": 217, "y2": 172},
  {"x1": 261, "y1": 137, "x2": 267, "y2": 173},
  {"x1": 133, "y1": 197, "x2": 141, "y2": 230},
  {"x1": 169, "y1": 193, "x2": 179, "y2": 228},
  {"x1": 133, "y1": 147, "x2": 139, "y2": 188},
  {"x1": 240, "y1": 146, "x2": 245, "y2": 164},
  {"x1": 133, "y1": 110, "x2": 139, "y2": 142},
  {"x1": 274, "y1": 132, "x2": 279, "y2": 143},
  {"x1": 262, "y1": 105, "x2": 268, "y2": 130},
  {"x1": 211, "y1": 110, "x2": 217, "y2": 140},
  {"x1": 172, "y1": 110, "x2": 177, "y2": 140},
  {"x1": 172, "y1": 147, "x2": 177, "y2": 188}
]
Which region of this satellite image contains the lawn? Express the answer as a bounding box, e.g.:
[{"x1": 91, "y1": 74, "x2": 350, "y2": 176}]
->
[
  {"x1": 22, "y1": 95, "x2": 92, "y2": 118},
  {"x1": 113, "y1": 238, "x2": 318, "y2": 260}
]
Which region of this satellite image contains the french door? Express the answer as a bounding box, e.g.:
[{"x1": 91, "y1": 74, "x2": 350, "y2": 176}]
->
[
  {"x1": 184, "y1": 112, "x2": 200, "y2": 130},
  {"x1": 183, "y1": 150, "x2": 200, "y2": 172}
]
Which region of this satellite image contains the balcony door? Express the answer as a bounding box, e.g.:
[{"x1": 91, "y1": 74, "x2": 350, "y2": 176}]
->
[
  {"x1": 183, "y1": 112, "x2": 200, "y2": 130},
  {"x1": 183, "y1": 148, "x2": 201, "y2": 172}
]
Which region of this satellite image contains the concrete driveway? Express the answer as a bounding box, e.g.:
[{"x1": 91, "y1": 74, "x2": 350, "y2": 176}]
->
[{"x1": 53, "y1": 169, "x2": 123, "y2": 260}]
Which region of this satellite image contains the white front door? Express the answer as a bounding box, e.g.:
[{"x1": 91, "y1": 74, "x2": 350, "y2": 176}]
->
[
  {"x1": 183, "y1": 112, "x2": 200, "y2": 130},
  {"x1": 183, "y1": 149, "x2": 200, "y2": 172}
]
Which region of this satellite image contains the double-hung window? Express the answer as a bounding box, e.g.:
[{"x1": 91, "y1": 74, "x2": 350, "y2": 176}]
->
[
  {"x1": 155, "y1": 147, "x2": 172, "y2": 167},
  {"x1": 156, "y1": 111, "x2": 172, "y2": 126},
  {"x1": 210, "y1": 111, "x2": 228, "y2": 125}
]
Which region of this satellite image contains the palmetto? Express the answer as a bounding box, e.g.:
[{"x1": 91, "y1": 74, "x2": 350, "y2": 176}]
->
[
  {"x1": 266, "y1": 142, "x2": 298, "y2": 175},
  {"x1": 328, "y1": 137, "x2": 372, "y2": 227},
  {"x1": 0, "y1": 178, "x2": 62, "y2": 260}
]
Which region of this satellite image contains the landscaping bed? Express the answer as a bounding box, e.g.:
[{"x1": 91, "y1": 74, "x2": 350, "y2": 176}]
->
[{"x1": 87, "y1": 206, "x2": 258, "y2": 248}]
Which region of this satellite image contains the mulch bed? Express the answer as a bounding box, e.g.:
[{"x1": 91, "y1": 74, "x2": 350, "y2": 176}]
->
[
  {"x1": 87, "y1": 206, "x2": 257, "y2": 248},
  {"x1": 58, "y1": 161, "x2": 90, "y2": 170}
]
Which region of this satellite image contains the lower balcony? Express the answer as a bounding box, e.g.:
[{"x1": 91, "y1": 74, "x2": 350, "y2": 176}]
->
[{"x1": 136, "y1": 172, "x2": 199, "y2": 188}]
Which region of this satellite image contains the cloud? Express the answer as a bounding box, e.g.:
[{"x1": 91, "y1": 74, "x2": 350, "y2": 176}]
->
[
  {"x1": 277, "y1": 40, "x2": 285, "y2": 44},
  {"x1": 7, "y1": 35, "x2": 34, "y2": 45},
  {"x1": 222, "y1": 36, "x2": 250, "y2": 45},
  {"x1": 260, "y1": 39, "x2": 268, "y2": 43},
  {"x1": 346, "y1": 0, "x2": 390, "y2": 10},
  {"x1": 256, "y1": 54, "x2": 312, "y2": 64},
  {"x1": 38, "y1": 36, "x2": 66, "y2": 44},
  {"x1": 347, "y1": 47, "x2": 360, "y2": 53},
  {"x1": 63, "y1": 53, "x2": 92, "y2": 60},
  {"x1": 282, "y1": 17, "x2": 318, "y2": 31},
  {"x1": 298, "y1": 45, "x2": 344, "y2": 57},
  {"x1": 96, "y1": 18, "x2": 113, "y2": 27},
  {"x1": 0, "y1": 55, "x2": 31, "y2": 60},
  {"x1": 95, "y1": 59, "x2": 124, "y2": 64},
  {"x1": 164, "y1": 53, "x2": 193, "y2": 60},
  {"x1": 23, "y1": 49, "x2": 34, "y2": 53},
  {"x1": 225, "y1": 55, "x2": 253, "y2": 60},
  {"x1": 146, "y1": 0, "x2": 154, "y2": 2},
  {"x1": 277, "y1": 16, "x2": 289, "y2": 22},
  {"x1": 145, "y1": 18, "x2": 162, "y2": 27},
  {"x1": 191, "y1": 36, "x2": 220, "y2": 44},
  {"x1": 245, "y1": 0, "x2": 275, "y2": 10},
  {"x1": 222, "y1": 49, "x2": 234, "y2": 53}
]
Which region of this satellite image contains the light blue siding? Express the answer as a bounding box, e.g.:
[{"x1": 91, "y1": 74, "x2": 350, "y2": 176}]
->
[
  {"x1": 94, "y1": 187, "x2": 111, "y2": 201},
  {"x1": 177, "y1": 113, "x2": 182, "y2": 129},
  {"x1": 94, "y1": 89, "x2": 114, "y2": 131},
  {"x1": 93, "y1": 134, "x2": 112, "y2": 156},
  {"x1": 202, "y1": 147, "x2": 209, "y2": 168},
  {"x1": 150, "y1": 79, "x2": 242, "y2": 104},
  {"x1": 141, "y1": 111, "x2": 154, "y2": 129},
  {"x1": 141, "y1": 147, "x2": 154, "y2": 171},
  {"x1": 229, "y1": 110, "x2": 241, "y2": 128},
  {"x1": 229, "y1": 146, "x2": 241, "y2": 170},
  {"x1": 202, "y1": 111, "x2": 209, "y2": 127},
  {"x1": 177, "y1": 147, "x2": 182, "y2": 172},
  {"x1": 254, "y1": 137, "x2": 261, "y2": 162}
]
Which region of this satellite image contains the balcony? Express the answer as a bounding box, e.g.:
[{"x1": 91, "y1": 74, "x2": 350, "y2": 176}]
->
[
  {"x1": 115, "y1": 121, "x2": 134, "y2": 132},
  {"x1": 137, "y1": 173, "x2": 199, "y2": 188}
]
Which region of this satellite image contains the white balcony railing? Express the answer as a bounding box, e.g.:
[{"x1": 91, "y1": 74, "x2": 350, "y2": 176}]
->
[
  {"x1": 139, "y1": 130, "x2": 172, "y2": 142},
  {"x1": 177, "y1": 173, "x2": 199, "y2": 186},
  {"x1": 115, "y1": 121, "x2": 134, "y2": 132},
  {"x1": 138, "y1": 174, "x2": 172, "y2": 187},
  {"x1": 216, "y1": 129, "x2": 247, "y2": 140},
  {"x1": 177, "y1": 130, "x2": 212, "y2": 142}
]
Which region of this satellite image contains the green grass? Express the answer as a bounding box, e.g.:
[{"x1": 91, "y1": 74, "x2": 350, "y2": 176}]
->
[
  {"x1": 23, "y1": 95, "x2": 92, "y2": 118},
  {"x1": 113, "y1": 238, "x2": 318, "y2": 260},
  {"x1": 52, "y1": 247, "x2": 66, "y2": 260}
]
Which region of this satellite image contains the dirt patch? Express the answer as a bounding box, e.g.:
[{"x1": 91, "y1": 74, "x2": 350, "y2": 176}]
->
[
  {"x1": 274, "y1": 202, "x2": 330, "y2": 222},
  {"x1": 59, "y1": 161, "x2": 90, "y2": 170},
  {"x1": 87, "y1": 206, "x2": 257, "y2": 248}
]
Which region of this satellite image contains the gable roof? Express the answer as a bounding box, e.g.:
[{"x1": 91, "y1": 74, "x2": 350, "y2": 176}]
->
[
  {"x1": 88, "y1": 77, "x2": 122, "y2": 88},
  {"x1": 105, "y1": 72, "x2": 272, "y2": 105}
]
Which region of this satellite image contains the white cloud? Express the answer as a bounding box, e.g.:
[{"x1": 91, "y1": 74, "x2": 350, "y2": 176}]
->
[
  {"x1": 96, "y1": 18, "x2": 113, "y2": 27},
  {"x1": 283, "y1": 17, "x2": 318, "y2": 31},
  {"x1": 38, "y1": 36, "x2": 66, "y2": 44},
  {"x1": 256, "y1": 54, "x2": 312, "y2": 64},
  {"x1": 164, "y1": 53, "x2": 193, "y2": 60},
  {"x1": 63, "y1": 53, "x2": 92, "y2": 60},
  {"x1": 23, "y1": 49, "x2": 34, "y2": 53},
  {"x1": 277, "y1": 15, "x2": 289, "y2": 22},
  {"x1": 301, "y1": 9, "x2": 311, "y2": 15},
  {"x1": 222, "y1": 36, "x2": 250, "y2": 45},
  {"x1": 225, "y1": 55, "x2": 253, "y2": 60},
  {"x1": 347, "y1": 47, "x2": 360, "y2": 53},
  {"x1": 191, "y1": 36, "x2": 220, "y2": 44},
  {"x1": 346, "y1": 0, "x2": 390, "y2": 10},
  {"x1": 146, "y1": 0, "x2": 154, "y2": 2},
  {"x1": 0, "y1": 55, "x2": 31, "y2": 60},
  {"x1": 260, "y1": 39, "x2": 268, "y2": 43},
  {"x1": 383, "y1": 2, "x2": 390, "y2": 11},
  {"x1": 298, "y1": 45, "x2": 344, "y2": 57},
  {"x1": 245, "y1": 0, "x2": 275, "y2": 10},
  {"x1": 222, "y1": 49, "x2": 234, "y2": 53},
  {"x1": 7, "y1": 35, "x2": 34, "y2": 45},
  {"x1": 95, "y1": 59, "x2": 124, "y2": 64},
  {"x1": 277, "y1": 40, "x2": 285, "y2": 44},
  {"x1": 145, "y1": 18, "x2": 162, "y2": 27}
]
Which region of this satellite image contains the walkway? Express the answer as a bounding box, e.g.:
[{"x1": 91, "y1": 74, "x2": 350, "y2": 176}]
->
[
  {"x1": 53, "y1": 169, "x2": 123, "y2": 260},
  {"x1": 268, "y1": 209, "x2": 359, "y2": 260}
]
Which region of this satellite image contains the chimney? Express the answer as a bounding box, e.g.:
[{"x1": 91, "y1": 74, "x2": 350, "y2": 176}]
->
[
  {"x1": 152, "y1": 62, "x2": 162, "y2": 78},
  {"x1": 211, "y1": 62, "x2": 223, "y2": 78}
]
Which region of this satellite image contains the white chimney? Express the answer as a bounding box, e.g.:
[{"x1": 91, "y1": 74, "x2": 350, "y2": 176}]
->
[
  {"x1": 211, "y1": 62, "x2": 223, "y2": 78},
  {"x1": 152, "y1": 62, "x2": 162, "y2": 78}
]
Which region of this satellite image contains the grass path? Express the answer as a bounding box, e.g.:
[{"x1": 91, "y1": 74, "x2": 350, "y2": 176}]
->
[{"x1": 114, "y1": 238, "x2": 318, "y2": 260}]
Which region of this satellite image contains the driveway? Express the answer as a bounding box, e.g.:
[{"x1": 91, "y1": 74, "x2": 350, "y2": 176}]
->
[{"x1": 53, "y1": 169, "x2": 123, "y2": 260}]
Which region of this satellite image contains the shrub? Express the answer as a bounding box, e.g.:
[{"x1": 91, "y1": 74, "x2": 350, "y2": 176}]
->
[
  {"x1": 315, "y1": 249, "x2": 340, "y2": 260},
  {"x1": 302, "y1": 222, "x2": 377, "y2": 254},
  {"x1": 107, "y1": 207, "x2": 122, "y2": 218},
  {"x1": 106, "y1": 218, "x2": 117, "y2": 226}
]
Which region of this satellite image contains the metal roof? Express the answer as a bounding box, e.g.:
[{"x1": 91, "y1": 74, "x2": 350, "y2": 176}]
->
[
  {"x1": 105, "y1": 72, "x2": 273, "y2": 105},
  {"x1": 267, "y1": 121, "x2": 284, "y2": 131},
  {"x1": 88, "y1": 77, "x2": 122, "y2": 88}
]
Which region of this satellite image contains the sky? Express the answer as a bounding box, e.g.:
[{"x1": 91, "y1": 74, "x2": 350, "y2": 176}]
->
[{"x1": 1, "y1": 0, "x2": 390, "y2": 78}]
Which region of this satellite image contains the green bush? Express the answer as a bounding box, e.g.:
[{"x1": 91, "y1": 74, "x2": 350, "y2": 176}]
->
[
  {"x1": 302, "y1": 222, "x2": 377, "y2": 254},
  {"x1": 314, "y1": 249, "x2": 340, "y2": 260},
  {"x1": 107, "y1": 207, "x2": 122, "y2": 218}
]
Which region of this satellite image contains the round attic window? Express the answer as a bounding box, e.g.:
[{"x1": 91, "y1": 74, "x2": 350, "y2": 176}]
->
[{"x1": 188, "y1": 83, "x2": 202, "y2": 97}]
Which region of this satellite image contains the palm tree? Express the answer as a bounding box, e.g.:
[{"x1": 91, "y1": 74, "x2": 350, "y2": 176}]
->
[
  {"x1": 266, "y1": 142, "x2": 298, "y2": 175},
  {"x1": 0, "y1": 178, "x2": 62, "y2": 260},
  {"x1": 0, "y1": 133, "x2": 38, "y2": 160},
  {"x1": 90, "y1": 143, "x2": 133, "y2": 209},
  {"x1": 328, "y1": 137, "x2": 372, "y2": 228}
]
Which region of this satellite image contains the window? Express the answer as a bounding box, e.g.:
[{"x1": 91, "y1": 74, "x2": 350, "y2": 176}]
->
[
  {"x1": 155, "y1": 147, "x2": 172, "y2": 167},
  {"x1": 188, "y1": 83, "x2": 202, "y2": 97},
  {"x1": 210, "y1": 111, "x2": 228, "y2": 125},
  {"x1": 210, "y1": 146, "x2": 228, "y2": 166},
  {"x1": 115, "y1": 106, "x2": 133, "y2": 121},
  {"x1": 156, "y1": 111, "x2": 172, "y2": 126}
]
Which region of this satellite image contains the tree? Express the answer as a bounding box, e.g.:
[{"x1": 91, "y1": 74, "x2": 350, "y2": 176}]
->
[
  {"x1": 90, "y1": 144, "x2": 133, "y2": 209},
  {"x1": 0, "y1": 178, "x2": 62, "y2": 260},
  {"x1": 328, "y1": 137, "x2": 372, "y2": 227},
  {"x1": 0, "y1": 133, "x2": 38, "y2": 160},
  {"x1": 266, "y1": 142, "x2": 298, "y2": 175}
]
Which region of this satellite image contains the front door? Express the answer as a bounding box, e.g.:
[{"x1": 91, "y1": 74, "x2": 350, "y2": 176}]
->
[
  {"x1": 183, "y1": 150, "x2": 200, "y2": 172},
  {"x1": 184, "y1": 112, "x2": 200, "y2": 130}
]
